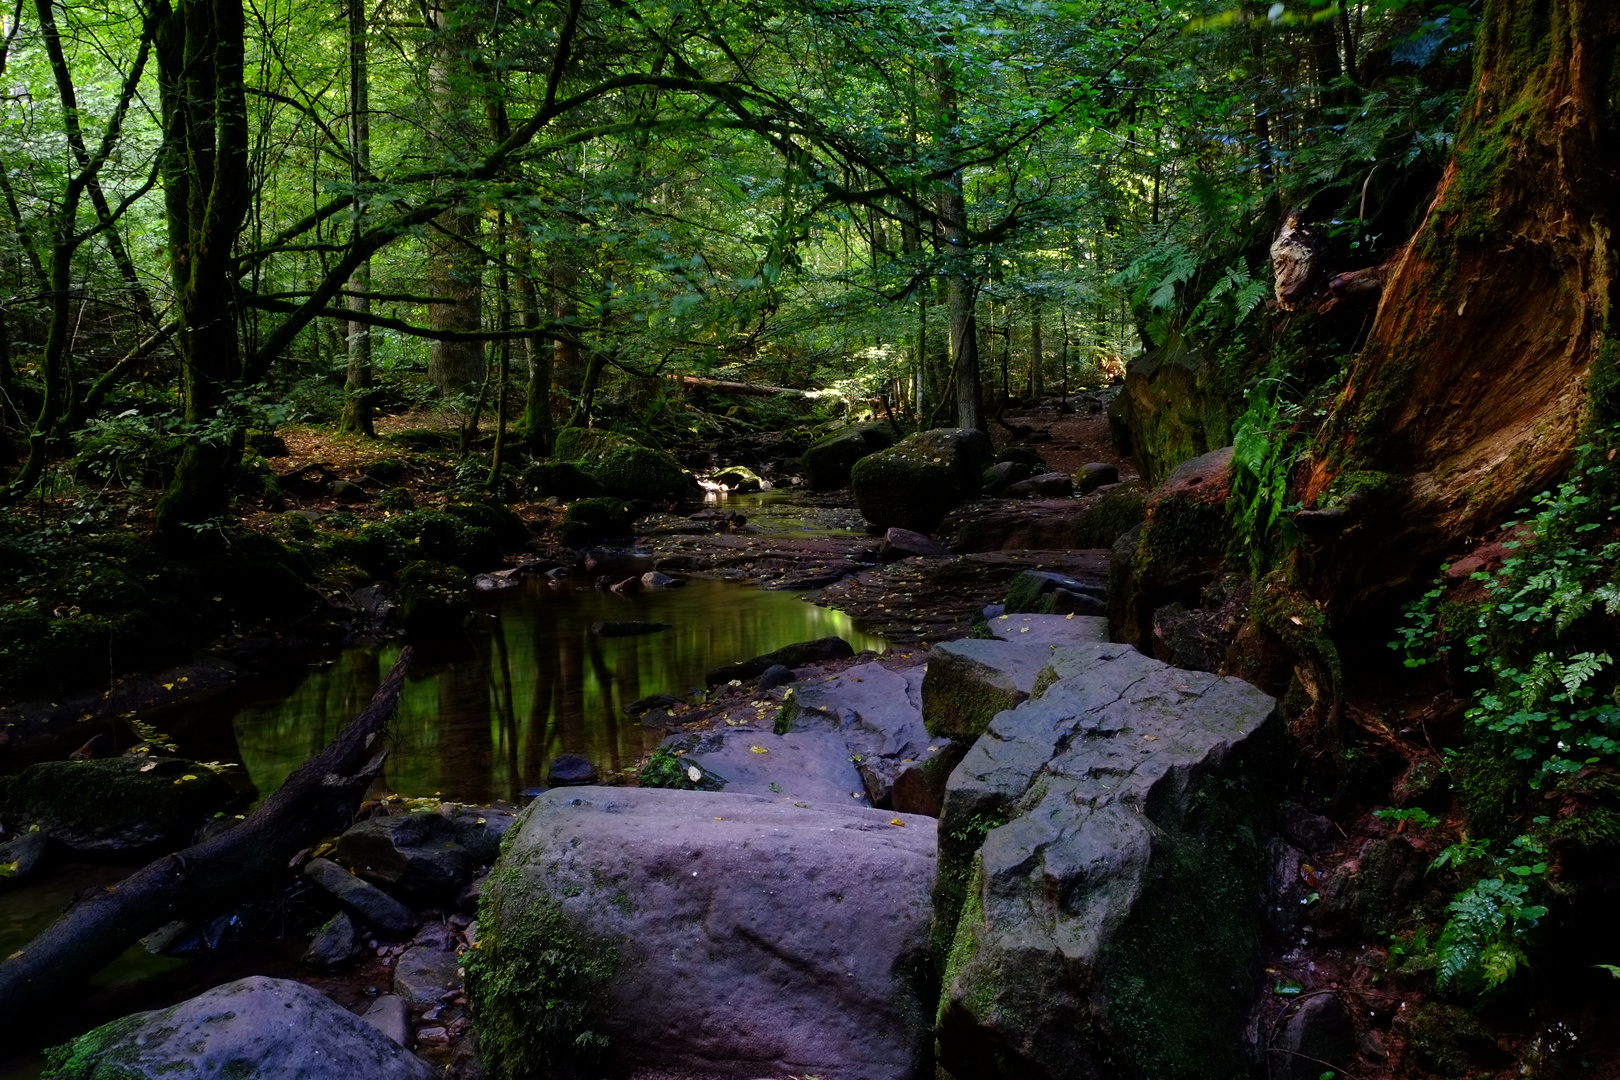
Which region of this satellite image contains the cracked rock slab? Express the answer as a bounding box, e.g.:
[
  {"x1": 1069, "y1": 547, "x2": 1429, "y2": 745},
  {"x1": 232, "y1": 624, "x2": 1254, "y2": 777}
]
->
[
  {"x1": 920, "y1": 639, "x2": 1053, "y2": 738},
  {"x1": 934, "y1": 641, "x2": 1282, "y2": 1080}
]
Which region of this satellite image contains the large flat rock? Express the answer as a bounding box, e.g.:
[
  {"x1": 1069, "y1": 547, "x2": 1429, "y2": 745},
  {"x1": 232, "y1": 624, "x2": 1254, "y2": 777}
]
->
[
  {"x1": 470, "y1": 787, "x2": 937, "y2": 1080},
  {"x1": 933, "y1": 641, "x2": 1283, "y2": 1080},
  {"x1": 986, "y1": 611, "x2": 1109, "y2": 648}
]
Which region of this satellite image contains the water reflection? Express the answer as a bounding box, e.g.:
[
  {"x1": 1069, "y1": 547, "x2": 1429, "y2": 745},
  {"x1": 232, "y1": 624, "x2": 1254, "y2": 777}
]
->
[{"x1": 229, "y1": 576, "x2": 885, "y2": 804}]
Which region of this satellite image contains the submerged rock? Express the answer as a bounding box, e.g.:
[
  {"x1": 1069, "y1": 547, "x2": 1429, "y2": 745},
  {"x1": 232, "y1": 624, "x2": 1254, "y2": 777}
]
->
[
  {"x1": 703, "y1": 636, "x2": 853, "y2": 686},
  {"x1": 43, "y1": 976, "x2": 435, "y2": 1080},
  {"x1": 933, "y1": 641, "x2": 1282, "y2": 1080},
  {"x1": 2, "y1": 755, "x2": 236, "y2": 856},
  {"x1": 468, "y1": 788, "x2": 936, "y2": 1080}
]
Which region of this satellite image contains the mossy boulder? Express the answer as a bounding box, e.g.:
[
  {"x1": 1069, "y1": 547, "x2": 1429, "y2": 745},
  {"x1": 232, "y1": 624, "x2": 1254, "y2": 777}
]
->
[
  {"x1": 932, "y1": 641, "x2": 1283, "y2": 1079},
  {"x1": 1066, "y1": 484, "x2": 1147, "y2": 548},
  {"x1": 920, "y1": 638, "x2": 1050, "y2": 738},
  {"x1": 1117, "y1": 345, "x2": 1235, "y2": 484},
  {"x1": 851, "y1": 427, "x2": 993, "y2": 533},
  {"x1": 555, "y1": 497, "x2": 634, "y2": 548},
  {"x1": 333, "y1": 509, "x2": 505, "y2": 576},
  {"x1": 4, "y1": 755, "x2": 237, "y2": 856},
  {"x1": 800, "y1": 421, "x2": 897, "y2": 490},
  {"x1": 396, "y1": 560, "x2": 472, "y2": 634}
]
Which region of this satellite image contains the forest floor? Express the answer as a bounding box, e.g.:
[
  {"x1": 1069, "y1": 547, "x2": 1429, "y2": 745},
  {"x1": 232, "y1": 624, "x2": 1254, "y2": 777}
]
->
[{"x1": 4, "y1": 398, "x2": 1618, "y2": 1079}]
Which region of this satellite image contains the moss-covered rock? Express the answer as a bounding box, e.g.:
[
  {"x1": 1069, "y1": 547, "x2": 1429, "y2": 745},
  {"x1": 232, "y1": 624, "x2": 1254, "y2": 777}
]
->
[
  {"x1": 43, "y1": 976, "x2": 435, "y2": 1080},
  {"x1": 519, "y1": 460, "x2": 603, "y2": 501},
  {"x1": 851, "y1": 428, "x2": 993, "y2": 532},
  {"x1": 551, "y1": 428, "x2": 689, "y2": 501},
  {"x1": 710, "y1": 465, "x2": 763, "y2": 491},
  {"x1": 919, "y1": 639, "x2": 1047, "y2": 738},
  {"x1": 331, "y1": 509, "x2": 505, "y2": 576},
  {"x1": 396, "y1": 559, "x2": 472, "y2": 634},
  {"x1": 555, "y1": 497, "x2": 634, "y2": 548},
  {"x1": 932, "y1": 641, "x2": 1283, "y2": 1079},
  {"x1": 1066, "y1": 484, "x2": 1147, "y2": 548},
  {"x1": 800, "y1": 421, "x2": 897, "y2": 490},
  {"x1": 1117, "y1": 345, "x2": 1235, "y2": 484},
  {"x1": 4, "y1": 755, "x2": 237, "y2": 856}
]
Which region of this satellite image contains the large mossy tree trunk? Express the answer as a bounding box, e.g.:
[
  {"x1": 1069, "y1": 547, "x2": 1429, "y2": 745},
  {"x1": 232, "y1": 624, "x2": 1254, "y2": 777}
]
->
[
  {"x1": 153, "y1": 0, "x2": 252, "y2": 536},
  {"x1": 1303, "y1": 0, "x2": 1620, "y2": 615}
]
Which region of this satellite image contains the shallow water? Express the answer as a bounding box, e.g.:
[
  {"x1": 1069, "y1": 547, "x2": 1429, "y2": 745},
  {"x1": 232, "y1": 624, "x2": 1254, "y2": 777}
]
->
[{"x1": 224, "y1": 571, "x2": 885, "y2": 805}]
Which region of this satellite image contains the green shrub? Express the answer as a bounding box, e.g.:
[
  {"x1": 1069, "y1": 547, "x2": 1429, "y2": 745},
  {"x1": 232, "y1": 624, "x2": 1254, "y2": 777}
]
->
[
  {"x1": 367, "y1": 457, "x2": 407, "y2": 483},
  {"x1": 377, "y1": 487, "x2": 415, "y2": 511}
]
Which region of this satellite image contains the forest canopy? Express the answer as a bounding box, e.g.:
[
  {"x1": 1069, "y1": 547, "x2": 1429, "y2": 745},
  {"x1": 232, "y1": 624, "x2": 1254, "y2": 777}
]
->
[{"x1": 0, "y1": 0, "x2": 1477, "y2": 528}]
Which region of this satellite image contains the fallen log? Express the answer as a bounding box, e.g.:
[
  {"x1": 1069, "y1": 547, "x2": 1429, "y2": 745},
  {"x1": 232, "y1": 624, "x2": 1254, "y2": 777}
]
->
[
  {"x1": 670, "y1": 374, "x2": 810, "y2": 397},
  {"x1": 0, "y1": 647, "x2": 413, "y2": 1018}
]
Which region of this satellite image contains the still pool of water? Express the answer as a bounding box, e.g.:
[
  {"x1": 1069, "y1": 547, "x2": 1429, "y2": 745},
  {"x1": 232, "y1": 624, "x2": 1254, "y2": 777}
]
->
[{"x1": 222, "y1": 572, "x2": 885, "y2": 806}]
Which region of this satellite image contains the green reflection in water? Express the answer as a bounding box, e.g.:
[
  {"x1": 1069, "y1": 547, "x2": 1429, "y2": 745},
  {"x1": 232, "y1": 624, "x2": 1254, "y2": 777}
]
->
[{"x1": 230, "y1": 577, "x2": 885, "y2": 805}]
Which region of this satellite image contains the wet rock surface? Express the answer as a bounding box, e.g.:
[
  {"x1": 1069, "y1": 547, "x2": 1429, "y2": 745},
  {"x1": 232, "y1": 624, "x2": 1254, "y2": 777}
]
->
[{"x1": 336, "y1": 811, "x2": 478, "y2": 905}]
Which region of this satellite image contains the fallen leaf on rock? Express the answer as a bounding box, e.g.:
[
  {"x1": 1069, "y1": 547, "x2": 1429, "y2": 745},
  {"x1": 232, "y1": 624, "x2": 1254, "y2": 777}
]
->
[
  {"x1": 750, "y1": 745, "x2": 769, "y2": 754},
  {"x1": 890, "y1": 818, "x2": 905, "y2": 826}
]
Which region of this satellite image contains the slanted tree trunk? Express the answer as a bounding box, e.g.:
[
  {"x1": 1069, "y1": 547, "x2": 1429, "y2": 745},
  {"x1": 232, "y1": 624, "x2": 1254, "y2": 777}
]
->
[
  {"x1": 0, "y1": 648, "x2": 412, "y2": 1018},
  {"x1": 551, "y1": 260, "x2": 583, "y2": 397},
  {"x1": 1303, "y1": 0, "x2": 1620, "y2": 615}
]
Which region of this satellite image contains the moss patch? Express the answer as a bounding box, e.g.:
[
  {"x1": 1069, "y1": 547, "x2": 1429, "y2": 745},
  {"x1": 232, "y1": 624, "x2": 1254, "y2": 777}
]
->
[
  {"x1": 1067, "y1": 486, "x2": 1147, "y2": 548},
  {"x1": 851, "y1": 428, "x2": 991, "y2": 532},
  {"x1": 466, "y1": 857, "x2": 619, "y2": 1080},
  {"x1": 1097, "y1": 759, "x2": 1274, "y2": 1080}
]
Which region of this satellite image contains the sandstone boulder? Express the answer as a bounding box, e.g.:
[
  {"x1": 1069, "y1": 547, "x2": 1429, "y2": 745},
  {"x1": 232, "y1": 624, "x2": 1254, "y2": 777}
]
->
[
  {"x1": 43, "y1": 976, "x2": 435, "y2": 1080},
  {"x1": 851, "y1": 428, "x2": 993, "y2": 532},
  {"x1": 469, "y1": 788, "x2": 937, "y2": 1080},
  {"x1": 801, "y1": 421, "x2": 897, "y2": 490},
  {"x1": 933, "y1": 641, "x2": 1282, "y2": 1080}
]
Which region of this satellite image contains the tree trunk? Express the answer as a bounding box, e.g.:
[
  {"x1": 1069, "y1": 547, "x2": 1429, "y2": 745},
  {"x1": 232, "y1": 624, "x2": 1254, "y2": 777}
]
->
[
  {"x1": 339, "y1": 0, "x2": 374, "y2": 436},
  {"x1": 551, "y1": 261, "x2": 583, "y2": 397},
  {"x1": 936, "y1": 50, "x2": 982, "y2": 434},
  {"x1": 154, "y1": 0, "x2": 251, "y2": 535},
  {"x1": 0, "y1": 648, "x2": 412, "y2": 1019},
  {"x1": 1302, "y1": 0, "x2": 1620, "y2": 615},
  {"x1": 1029, "y1": 300, "x2": 1043, "y2": 399},
  {"x1": 425, "y1": 2, "x2": 484, "y2": 398}
]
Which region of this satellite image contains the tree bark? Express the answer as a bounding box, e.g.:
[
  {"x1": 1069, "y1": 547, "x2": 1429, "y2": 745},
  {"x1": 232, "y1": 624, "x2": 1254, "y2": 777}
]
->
[
  {"x1": 153, "y1": 0, "x2": 252, "y2": 535},
  {"x1": 1029, "y1": 300, "x2": 1043, "y2": 399},
  {"x1": 339, "y1": 0, "x2": 374, "y2": 437},
  {"x1": 1303, "y1": 0, "x2": 1620, "y2": 615},
  {"x1": 425, "y1": 1, "x2": 484, "y2": 398},
  {"x1": 0, "y1": 648, "x2": 412, "y2": 1019},
  {"x1": 935, "y1": 48, "x2": 982, "y2": 433}
]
